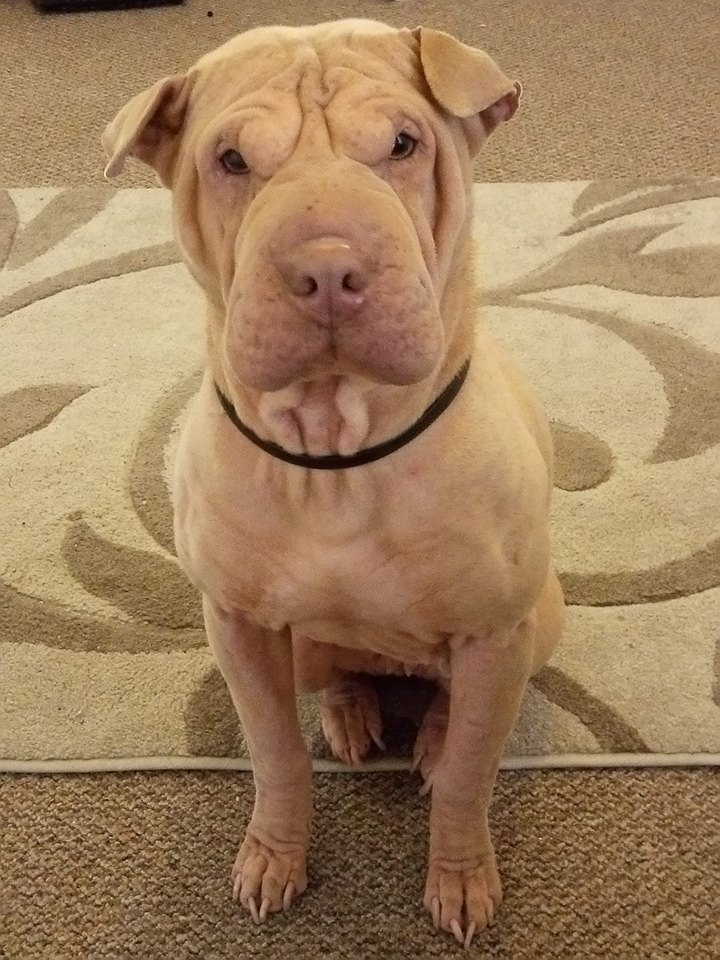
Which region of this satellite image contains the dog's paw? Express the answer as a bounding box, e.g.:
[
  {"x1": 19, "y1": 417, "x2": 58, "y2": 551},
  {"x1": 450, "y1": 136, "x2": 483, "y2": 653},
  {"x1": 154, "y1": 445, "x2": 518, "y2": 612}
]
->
[
  {"x1": 231, "y1": 833, "x2": 307, "y2": 922},
  {"x1": 411, "y1": 690, "x2": 449, "y2": 793},
  {"x1": 320, "y1": 679, "x2": 385, "y2": 765},
  {"x1": 424, "y1": 859, "x2": 503, "y2": 947}
]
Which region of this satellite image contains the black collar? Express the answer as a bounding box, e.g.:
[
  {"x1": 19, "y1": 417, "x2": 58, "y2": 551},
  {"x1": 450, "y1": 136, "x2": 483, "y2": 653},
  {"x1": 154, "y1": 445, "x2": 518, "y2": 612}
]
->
[{"x1": 214, "y1": 358, "x2": 471, "y2": 470}]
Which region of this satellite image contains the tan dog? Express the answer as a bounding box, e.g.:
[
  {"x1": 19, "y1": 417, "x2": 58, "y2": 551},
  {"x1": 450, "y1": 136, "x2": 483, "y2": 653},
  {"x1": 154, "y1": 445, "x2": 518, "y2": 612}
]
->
[{"x1": 103, "y1": 19, "x2": 564, "y2": 946}]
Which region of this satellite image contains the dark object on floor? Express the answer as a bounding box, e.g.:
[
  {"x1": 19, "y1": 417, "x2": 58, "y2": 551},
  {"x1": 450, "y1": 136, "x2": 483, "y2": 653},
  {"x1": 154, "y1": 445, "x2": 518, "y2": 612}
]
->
[{"x1": 32, "y1": 0, "x2": 183, "y2": 12}]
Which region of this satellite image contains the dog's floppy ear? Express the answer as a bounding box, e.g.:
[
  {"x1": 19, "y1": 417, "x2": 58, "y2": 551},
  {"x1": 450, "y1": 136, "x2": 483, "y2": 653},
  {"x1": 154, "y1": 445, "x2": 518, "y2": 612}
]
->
[
  {"x1": 413, "y1": 27, "x2": 521, "y2": 148},
  {"x1": 102, "y1": 74, "x2": 192, "y2": 182}
]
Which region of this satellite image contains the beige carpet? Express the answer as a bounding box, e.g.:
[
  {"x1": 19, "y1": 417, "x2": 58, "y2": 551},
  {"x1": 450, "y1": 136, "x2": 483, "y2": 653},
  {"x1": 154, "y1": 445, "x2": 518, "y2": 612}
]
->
[
  {"x1": 1, "y1": 2, "x2": 719, "y2": 958},
  {"x1": 3, "y1": 768, "x2": 719, "y2": 960},
  {"x1": 2, "y1": 181, "x2": 719, "y2": 771}
]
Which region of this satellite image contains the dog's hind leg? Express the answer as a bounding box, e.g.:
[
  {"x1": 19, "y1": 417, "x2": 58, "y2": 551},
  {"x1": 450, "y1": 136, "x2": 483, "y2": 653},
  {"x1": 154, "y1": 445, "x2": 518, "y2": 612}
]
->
[{"x1": 319, "y1": 674, "x2": 385, "y2": 766}]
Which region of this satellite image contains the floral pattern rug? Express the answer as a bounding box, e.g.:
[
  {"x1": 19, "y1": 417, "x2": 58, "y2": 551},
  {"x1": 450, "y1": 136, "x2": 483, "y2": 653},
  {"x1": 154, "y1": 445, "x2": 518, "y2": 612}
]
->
[{"x1": 1, "y1": 181, "x2": 719, "y2": 772}]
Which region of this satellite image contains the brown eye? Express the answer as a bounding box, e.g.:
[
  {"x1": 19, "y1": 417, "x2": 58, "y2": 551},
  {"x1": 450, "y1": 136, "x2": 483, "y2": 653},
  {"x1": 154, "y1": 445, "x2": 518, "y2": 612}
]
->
[
  {"x1": 390, "y1": 133, "x2": 417, "y2": 160},
  {"x1": 220, "y1": 149, "x2": 249, "y2": 174}
]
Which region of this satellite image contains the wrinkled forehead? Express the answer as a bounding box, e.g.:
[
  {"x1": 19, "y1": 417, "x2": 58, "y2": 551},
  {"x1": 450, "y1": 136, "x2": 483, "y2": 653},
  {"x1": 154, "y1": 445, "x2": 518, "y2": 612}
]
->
[{"x1": 189, "y1": 21, "x2": 424, "y2": 115}]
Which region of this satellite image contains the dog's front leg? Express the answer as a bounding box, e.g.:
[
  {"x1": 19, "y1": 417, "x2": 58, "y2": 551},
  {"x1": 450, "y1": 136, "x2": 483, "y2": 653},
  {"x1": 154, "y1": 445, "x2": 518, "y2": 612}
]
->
[
  {"x1": 203, "y1": 596, "x2": 313, "y2": 922},
  {"x1": 424, "y1": 616, "x2": 535, "y2": 947}
]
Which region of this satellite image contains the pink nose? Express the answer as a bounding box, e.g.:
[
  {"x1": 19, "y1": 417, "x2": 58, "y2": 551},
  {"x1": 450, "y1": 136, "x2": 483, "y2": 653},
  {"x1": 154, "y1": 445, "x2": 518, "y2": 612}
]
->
[{"x1": 276, "y1": 237, "x2": 369, "y2": 320}]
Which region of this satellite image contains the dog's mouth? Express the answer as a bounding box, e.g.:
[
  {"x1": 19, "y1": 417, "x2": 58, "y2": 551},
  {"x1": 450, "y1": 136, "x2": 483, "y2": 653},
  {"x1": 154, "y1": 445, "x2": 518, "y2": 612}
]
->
[{"x1": 224, "y1": 276, "x2": 444, "y2": 396}]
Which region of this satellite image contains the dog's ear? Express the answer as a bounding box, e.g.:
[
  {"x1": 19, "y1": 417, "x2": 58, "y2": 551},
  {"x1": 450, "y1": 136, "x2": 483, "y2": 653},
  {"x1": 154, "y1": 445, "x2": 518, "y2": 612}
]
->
[
  {"x1": 102, "y1": 74, "x2": 192, "y2": 183},
  {"x1": 413, "y1": 27, "x2": 521, "y2": 149}
]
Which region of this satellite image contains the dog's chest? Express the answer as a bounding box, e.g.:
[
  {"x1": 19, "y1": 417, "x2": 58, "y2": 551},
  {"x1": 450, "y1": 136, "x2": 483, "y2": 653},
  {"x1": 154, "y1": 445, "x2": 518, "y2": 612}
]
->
[
  {"x1": 177, "y1": 461, "x2": 544, "y2": 664},
  {"x1": 174, "y1": 389, "x2": 549, "y2": 659},
  {"x1": 253, "y1": 535, "x2": 444, "y2": 649}
]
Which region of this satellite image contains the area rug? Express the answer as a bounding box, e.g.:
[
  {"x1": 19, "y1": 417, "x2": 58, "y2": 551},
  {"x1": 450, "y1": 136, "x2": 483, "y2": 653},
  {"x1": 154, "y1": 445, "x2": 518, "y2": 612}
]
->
[{"x1": 1, "y1": 181, "x2": 719, "y2": 773}]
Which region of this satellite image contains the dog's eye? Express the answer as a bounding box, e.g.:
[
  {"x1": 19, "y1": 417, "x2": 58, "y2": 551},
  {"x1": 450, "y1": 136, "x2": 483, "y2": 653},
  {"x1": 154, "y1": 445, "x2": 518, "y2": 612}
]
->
[
  {"x1": 390, "y1": 133, "x2": 417, "y2": 160},
  {"x1": 220, "y1": 149, "x2": 249, "y2": 174}
]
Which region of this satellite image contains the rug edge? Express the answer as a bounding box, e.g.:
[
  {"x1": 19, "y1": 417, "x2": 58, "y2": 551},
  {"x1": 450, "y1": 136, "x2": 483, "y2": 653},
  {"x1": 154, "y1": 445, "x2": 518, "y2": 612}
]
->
[{"x1": 2, "y1": 752, "x2": 720, "y2": 776}]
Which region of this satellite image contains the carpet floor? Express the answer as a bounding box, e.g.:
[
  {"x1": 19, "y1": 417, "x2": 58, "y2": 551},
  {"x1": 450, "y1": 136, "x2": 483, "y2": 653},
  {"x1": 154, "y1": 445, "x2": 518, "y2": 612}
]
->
[
  {"x1": 1, "y1": 1, "x2": 719, "y2": 957},
  {"x1": 1, "y1": 0, "x2": 719, "y2": 186},
  {"x1": 3, "y1": 768, "x2": 719, "y2": 960}
]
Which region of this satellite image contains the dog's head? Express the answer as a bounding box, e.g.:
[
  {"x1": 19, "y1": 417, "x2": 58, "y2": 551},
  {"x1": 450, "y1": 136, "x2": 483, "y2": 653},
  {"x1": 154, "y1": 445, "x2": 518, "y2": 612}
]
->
[{"x1": 103, "y1": 21, "x2": 520, "y2": 395}]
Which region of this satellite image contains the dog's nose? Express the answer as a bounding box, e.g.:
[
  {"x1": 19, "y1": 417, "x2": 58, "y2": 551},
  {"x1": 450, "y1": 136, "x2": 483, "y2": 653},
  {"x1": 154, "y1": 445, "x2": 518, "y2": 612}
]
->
[{"x1": 276, "y1": 237, "x2": 368, "y2": 319}]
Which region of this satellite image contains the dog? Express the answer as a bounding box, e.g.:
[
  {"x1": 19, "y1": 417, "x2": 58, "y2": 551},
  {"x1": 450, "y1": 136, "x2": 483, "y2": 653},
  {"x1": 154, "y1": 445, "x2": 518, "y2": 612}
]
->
[{"x1": 103, "y1": 19, "x2": 564, "y2": 946}]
